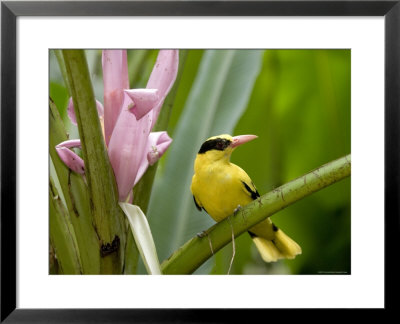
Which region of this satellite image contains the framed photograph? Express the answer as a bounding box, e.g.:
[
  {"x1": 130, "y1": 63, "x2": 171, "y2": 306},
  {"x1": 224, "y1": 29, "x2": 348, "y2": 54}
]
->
[{"x1": 1, "y1": 0, "x2": 398, "y2": 321}]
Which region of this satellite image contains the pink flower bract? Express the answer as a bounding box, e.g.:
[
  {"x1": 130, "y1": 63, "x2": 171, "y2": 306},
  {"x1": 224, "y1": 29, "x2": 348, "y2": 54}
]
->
[{"x1": 56, "y1": 49, "x2": 179, "y2": 201}]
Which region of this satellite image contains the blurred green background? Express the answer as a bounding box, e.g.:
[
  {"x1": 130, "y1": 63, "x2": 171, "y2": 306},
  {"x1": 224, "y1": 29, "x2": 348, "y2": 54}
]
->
[{"x1": 50, "y1": 49, "x2": 351, "y2": 275}]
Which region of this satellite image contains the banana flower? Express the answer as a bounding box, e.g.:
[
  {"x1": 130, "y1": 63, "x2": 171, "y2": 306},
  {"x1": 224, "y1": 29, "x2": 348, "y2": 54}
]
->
[{"x1": 56, "y1": 50, "x2": 178, "y2": 201}]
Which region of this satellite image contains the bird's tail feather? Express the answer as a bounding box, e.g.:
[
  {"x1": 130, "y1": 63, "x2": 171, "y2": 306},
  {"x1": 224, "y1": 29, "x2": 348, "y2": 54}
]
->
[{"x1": 250, "y1": 229, "x2": 302, "y2": 263}]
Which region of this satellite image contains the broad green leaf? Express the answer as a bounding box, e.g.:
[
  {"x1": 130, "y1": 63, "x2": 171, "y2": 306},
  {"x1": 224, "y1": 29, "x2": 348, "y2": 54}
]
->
[
  {"x1": 167, "y1": 50, "x2": 204, "y2": 135},
  {"x1": 119, "y1": 203, "x2": 162, "y2": 275},
  {"x1": 147, "y1": 50, "x2": 263, "y2": 270}
]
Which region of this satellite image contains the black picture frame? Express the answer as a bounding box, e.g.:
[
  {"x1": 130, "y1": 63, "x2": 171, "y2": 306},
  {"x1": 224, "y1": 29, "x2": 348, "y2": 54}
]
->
[{"x1": 1, "y1": 0, "x2": 398, "y2": 321}]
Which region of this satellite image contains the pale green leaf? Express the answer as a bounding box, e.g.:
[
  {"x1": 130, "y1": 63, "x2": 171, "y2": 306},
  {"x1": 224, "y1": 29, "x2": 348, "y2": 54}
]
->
[{"x1": 119, "y1": 203, "x2": 162, "y2": 275}]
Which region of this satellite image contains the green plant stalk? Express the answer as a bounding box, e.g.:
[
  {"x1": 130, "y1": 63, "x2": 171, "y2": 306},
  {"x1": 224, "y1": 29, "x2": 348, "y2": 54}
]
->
[
  {"x1": 161, "y1": 154, "x2": 351, "y2": 274},
  {"x1": 123, "y1": 50, "x2": 188, "y2": 274},
  {"x1": 54, "y1": 49, "x2": 72, "y2": 95},
  {"x1": 49, "y1": 177, "x2": 83, "y2": 274},
  {"x1": 154, "y1": 50, "x2": 189, "y2": 134},
  {"x1": 49, "y1": 241, "x2": 59, "y2": 274},
  {"x1": 128, "y1": 50, "x2": 151, "y2": 88},
  {"x1": 62, "y1": 50, "x2": 126, "y2": 274},
  {"x1": 122, "y1": 224, "x2": 139, "y2": 274},
  {"x1": 49, "y1": 99, "x2": 100, "y2": 274}
]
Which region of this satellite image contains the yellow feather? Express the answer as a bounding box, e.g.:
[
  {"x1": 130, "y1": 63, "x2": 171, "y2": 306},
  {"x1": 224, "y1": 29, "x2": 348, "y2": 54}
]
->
[{"x1": 251, "y1": 236, "x2": 283, "y2": 262}]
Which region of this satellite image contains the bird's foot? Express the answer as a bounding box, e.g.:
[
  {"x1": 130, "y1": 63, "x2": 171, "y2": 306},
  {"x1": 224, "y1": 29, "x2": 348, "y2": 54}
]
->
[
  {"x1": 197, "y1": 230, "x2": 207, "y2": 238},
  {"x1": 233, "y1": 205, "x2": 242, "y2": 215},
  {"x1": 197, "y1": 230, "x2": 214, "y2": 255},
  {"x1": 227, "y1": 215, "x2": 236, "y2": 275}
]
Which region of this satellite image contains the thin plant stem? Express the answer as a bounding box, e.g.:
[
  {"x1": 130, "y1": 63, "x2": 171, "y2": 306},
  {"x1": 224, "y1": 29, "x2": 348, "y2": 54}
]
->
[{"x1": 54, "y1": 49, "x2": 72, "y2": 95}]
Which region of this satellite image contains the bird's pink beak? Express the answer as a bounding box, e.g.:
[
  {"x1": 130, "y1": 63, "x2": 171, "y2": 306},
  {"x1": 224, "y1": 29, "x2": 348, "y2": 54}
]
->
[{"x1": 230, "y1": 135, "x2": 258, "y2": 148}]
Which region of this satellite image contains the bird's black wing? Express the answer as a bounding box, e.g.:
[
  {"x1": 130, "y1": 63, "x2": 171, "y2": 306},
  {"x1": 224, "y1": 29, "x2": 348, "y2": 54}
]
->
[
  {"x1": 193, "y1": 195, "x2": 202, "y2": 211},
  {"x1": 241, "y1": 180, "x2": 260, "y2": 200}
]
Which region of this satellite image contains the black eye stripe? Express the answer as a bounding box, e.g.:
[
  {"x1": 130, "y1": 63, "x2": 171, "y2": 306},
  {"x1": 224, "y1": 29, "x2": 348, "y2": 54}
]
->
[{"x1": 198, "y1": 138, "x2": 231, "y2": 154}]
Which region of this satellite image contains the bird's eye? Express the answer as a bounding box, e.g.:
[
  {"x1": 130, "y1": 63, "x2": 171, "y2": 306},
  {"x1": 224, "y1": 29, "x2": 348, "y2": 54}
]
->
[
  {"x1": 198, "y1": 138, "x2": 231, "y2": 153},
  {"x1": 216, "y1": 141, "x2": 225, "y2": 150},
  {"x1": 215, "y1": 139, "x2": 231, "y2": 150}
]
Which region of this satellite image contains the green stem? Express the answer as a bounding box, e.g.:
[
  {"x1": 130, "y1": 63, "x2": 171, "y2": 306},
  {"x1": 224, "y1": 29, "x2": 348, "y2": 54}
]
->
[
  {"x1": 122, "y1": 227, "x2": 139, "y2": 274},
  {"x1": 49, "y1": 99, "x2": 100, "y2": 274},
  {"x1": 128, "y1": 50, "x2": 153, "y2": 88},
  {"x1": 154, "y1": 50, "x2": 189, "y2": 133},
  {"x1": 54, "y1": 49, "x2": 72, "y2": 95},
  {"x1": 49, "y1": 177, "x2": 83, "y2": 274},
  {"x1": 62, "y1": 50, "x2": 126, "y2": 274},
  {"x1": 161, "y1": 154, "x2": 351, "y2": 274},
  {"x1": 49, "y1": 241, "x2": 59, "y2": 274}
]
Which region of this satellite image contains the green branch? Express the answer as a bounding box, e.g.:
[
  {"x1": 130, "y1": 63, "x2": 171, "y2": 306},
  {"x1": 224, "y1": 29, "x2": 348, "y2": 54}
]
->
[{"x1": 161, "y1": 154, "x2": 351, "y2": 274}]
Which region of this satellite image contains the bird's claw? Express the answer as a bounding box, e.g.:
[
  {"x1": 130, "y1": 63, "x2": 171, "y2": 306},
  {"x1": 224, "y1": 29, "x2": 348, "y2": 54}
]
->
[
  {"x1": 233, "y1": 205, "x2": 242, "y2": 215},
  {"x1": 197, "y1": 230, "x2": 207, "y2": 238}
]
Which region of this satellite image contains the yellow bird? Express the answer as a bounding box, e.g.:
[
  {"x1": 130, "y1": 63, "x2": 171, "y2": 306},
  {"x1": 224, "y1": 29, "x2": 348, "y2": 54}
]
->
[{"x1": 190, "y1": 134, "x2": 301, "y2": 262}]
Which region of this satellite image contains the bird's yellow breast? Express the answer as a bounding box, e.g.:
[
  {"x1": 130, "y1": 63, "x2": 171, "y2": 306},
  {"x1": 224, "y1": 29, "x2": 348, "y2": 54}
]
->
[{"x1": 191, "y1": 155, "x2": 254, "y2": 222}]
